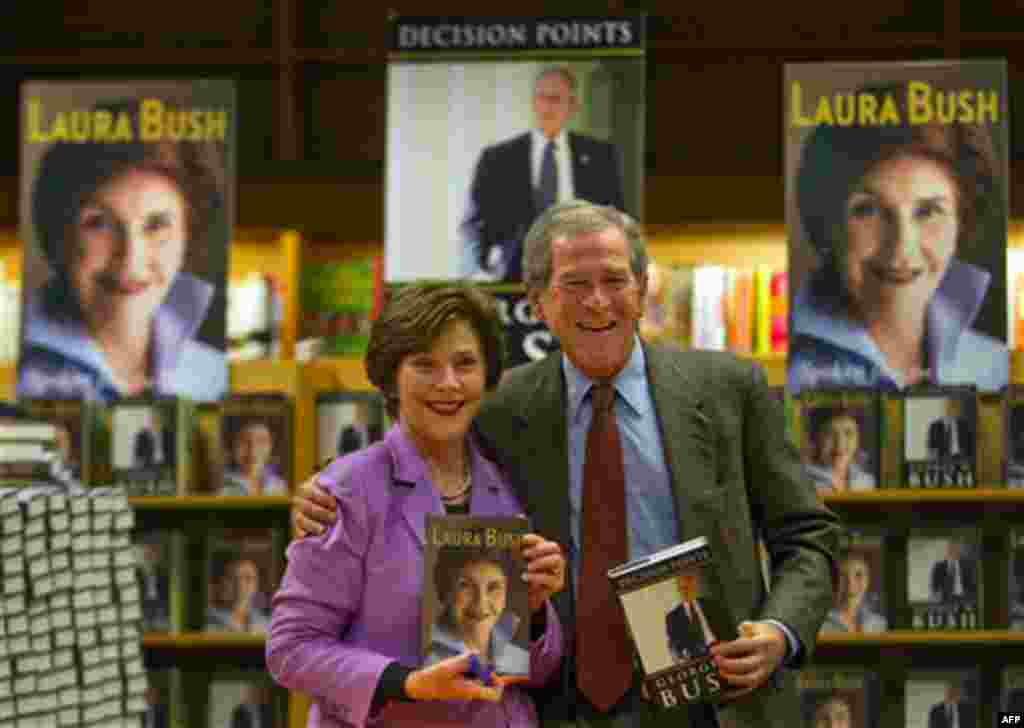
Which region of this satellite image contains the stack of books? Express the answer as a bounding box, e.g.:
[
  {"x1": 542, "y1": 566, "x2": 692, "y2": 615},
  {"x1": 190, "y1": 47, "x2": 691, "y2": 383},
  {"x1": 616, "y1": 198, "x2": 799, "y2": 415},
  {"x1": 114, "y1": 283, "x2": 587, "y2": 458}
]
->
[
  {"x1": 0, "y1": 485, "x2": 147, "y2": 725},
  {"x1": 0, "y1": 405, "x2": 73, "y2": 487}
]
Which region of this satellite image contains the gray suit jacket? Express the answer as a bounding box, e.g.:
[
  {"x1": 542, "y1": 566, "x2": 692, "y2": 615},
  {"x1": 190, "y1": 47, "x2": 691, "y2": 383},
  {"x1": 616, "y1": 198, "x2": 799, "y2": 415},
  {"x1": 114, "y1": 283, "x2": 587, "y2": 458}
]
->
[{"x1": 474, "y1": 344, "x2": 841, "y2": 727}]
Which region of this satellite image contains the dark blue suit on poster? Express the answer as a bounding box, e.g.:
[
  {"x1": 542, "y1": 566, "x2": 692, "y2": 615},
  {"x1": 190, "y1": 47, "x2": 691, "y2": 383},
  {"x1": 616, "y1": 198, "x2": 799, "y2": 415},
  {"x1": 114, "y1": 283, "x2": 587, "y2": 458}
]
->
[
  {"x1": 462, "y1": 131, "x2": 624, "y2": 282},
  {"x1": 930, "y1": 557, "x2": 978, "y2": 603},
  {"x1": 665, "y1": 600, "x2": 712, "y2": 662}
]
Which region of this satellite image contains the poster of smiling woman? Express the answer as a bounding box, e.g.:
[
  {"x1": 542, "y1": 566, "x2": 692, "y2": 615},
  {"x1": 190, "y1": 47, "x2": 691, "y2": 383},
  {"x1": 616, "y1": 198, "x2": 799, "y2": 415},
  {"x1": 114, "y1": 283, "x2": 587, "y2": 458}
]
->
[
  {"x1": 784, "y1": 61, "x2": 1008, "y2": 395},
  {"x1": 18, "y1": 80, "x2": 235, "y2": 403}
]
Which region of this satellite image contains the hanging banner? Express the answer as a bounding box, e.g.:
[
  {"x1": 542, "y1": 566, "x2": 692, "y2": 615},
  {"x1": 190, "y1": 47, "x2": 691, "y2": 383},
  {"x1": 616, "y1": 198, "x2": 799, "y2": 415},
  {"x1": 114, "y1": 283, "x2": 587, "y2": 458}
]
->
[
  {"x1": 785, "y1": 61, "x2": 1009, "y2": 394},
  {"x1": 18, "y1": 80, "x2": 236, "y2": 403},
  {"x1": 385, "y1": 16, "x2": 645, "y2": 367}
]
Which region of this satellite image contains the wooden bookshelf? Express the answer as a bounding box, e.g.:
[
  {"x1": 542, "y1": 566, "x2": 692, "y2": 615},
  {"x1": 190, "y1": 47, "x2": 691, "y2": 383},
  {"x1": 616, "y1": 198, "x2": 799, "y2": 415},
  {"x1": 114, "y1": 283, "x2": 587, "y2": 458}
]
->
[{"x1": 2, "y1": 222, "x2": 1024, "y2": 725}]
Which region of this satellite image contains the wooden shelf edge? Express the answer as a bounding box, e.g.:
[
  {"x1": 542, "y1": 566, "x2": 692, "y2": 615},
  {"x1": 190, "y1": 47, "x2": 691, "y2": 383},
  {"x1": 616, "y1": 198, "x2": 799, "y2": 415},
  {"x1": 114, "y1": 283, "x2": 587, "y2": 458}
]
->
[
  {"x1": 1, "y1": 49, "x2": 279, "y2": 67},
  {"x1": 128, "y1": 496, "x2": 290, "y2": 510},
  {"x1": 142, "y1": 632, "x2": 266, "y2": 648},
  {"x1": 143, "y1": 630, "x2": 1024, "y2": 649},
  {"x1": 817, "y1": 630, "x2": 1024, "y2": 645},
  {"x1": 824, "y1": 489, "x2": 1024, "y2": 503},
  {"x1": 650, "y1": 33, "x2": 945, "y2": 52}
]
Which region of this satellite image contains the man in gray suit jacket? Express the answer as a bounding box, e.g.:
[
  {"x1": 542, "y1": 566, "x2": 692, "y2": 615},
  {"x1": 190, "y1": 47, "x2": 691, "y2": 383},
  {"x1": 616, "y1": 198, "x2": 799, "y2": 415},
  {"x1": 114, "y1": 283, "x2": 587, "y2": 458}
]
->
[{"x1": 294, "y1": 201, "x2": 840, "y2": 728}]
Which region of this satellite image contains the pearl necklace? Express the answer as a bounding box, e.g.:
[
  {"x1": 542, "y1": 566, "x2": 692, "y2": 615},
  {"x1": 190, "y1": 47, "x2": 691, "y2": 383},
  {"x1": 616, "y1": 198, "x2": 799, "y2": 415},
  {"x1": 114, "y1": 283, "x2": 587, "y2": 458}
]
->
[{"x1": 440, "y1": 467, "x2": 473, "y2": 504}]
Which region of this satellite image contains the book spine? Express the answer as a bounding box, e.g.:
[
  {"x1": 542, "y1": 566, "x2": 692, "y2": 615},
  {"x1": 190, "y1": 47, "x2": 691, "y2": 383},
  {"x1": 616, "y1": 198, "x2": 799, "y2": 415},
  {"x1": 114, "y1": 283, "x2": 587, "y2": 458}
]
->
[
  {"x1": 693, "y1": 266, "x2": 727, "y2": 351},
  {"x1": 175, "y1": 400, "x2": 194, "y2": 497},
  {"x1": 753, "y1": 266, "x2": 772, "y2": 356},
  {"x1": 732, "y1": 268, "x2": 754, "y2": 355},
  {"x1": 666, "y1": 264, "x2": 694, "y2": 350},
  {"x1": 170, "y1": 529, "x2": 186, "y2": 633},
  {"x1": 769, "y1": 269, "x2": 788, "y2": 354},
  {"x1": 1011, "y1": 272, "x2": 1019, "y2": 354}
]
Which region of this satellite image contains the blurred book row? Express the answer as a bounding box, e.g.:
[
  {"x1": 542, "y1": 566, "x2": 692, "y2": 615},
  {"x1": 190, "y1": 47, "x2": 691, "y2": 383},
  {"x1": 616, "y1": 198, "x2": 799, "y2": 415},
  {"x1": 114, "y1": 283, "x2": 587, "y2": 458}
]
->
[
  {"x1": 797, "y1": 667, "x2": 1024, "y2": 728},
  {"x1": 136, "y1": 526, "x2": 285, "y2": 636},
  {"x1": 136, "y1": 666, "x2": 287, "y2": 728},
  {"x1": 1, "y1": 392, "x2": 390, "y2": 495},
  {"x1": 820, "y1": 525, "x2": 1024, "y2": 635},
  {"x1": 641, "y1": 263, "x2": 789, "y2": 355},
  {"x1": 786, "y1": 386, "x2": 1024, "y2": 492}
]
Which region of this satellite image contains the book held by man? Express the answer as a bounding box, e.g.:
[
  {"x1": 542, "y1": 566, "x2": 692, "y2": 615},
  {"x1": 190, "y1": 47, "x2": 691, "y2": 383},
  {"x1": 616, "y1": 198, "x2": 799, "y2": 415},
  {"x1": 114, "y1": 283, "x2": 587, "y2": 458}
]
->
[{"x1": 607, "y1": 536, "x2": 729, "y2": 707}]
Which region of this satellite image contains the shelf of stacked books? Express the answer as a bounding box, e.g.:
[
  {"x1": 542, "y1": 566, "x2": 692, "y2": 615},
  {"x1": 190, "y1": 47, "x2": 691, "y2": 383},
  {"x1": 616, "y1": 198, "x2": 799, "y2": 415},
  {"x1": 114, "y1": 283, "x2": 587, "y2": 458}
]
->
[{"x1": 642, "y1": 224, "x2": 790, "y2": 377}]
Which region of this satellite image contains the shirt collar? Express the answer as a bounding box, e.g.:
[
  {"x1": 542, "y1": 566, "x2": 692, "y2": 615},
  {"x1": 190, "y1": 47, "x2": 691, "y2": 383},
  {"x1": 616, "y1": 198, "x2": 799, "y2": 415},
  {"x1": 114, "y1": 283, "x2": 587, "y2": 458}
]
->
[
  {"x1": 531, "y1": 128, "x2": 568, "y2": 152},
  {"x1": 562, "y1": 334, "x2": 647, "y2": 425}
]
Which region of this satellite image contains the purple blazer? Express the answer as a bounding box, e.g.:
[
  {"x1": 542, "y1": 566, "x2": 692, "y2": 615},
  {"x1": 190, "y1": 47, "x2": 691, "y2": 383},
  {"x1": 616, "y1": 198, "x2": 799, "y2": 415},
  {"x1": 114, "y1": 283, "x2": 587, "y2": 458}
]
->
[{"x1": 267, "y1": 426, "x2": 563, "y2": 728}]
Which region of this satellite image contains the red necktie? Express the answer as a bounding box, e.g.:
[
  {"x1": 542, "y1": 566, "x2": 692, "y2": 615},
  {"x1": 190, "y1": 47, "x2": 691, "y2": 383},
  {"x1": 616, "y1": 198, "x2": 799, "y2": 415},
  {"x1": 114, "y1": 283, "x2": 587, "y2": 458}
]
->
[{"x1": 576, "y1": 381, "x2": 633, "y2": 711}]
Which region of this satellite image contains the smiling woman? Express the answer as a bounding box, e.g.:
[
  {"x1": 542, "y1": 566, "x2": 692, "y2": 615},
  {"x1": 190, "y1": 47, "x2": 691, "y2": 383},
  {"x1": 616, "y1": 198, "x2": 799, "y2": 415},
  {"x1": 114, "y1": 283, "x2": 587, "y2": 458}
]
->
[
  {"x1": 267, "y1": 282, "x2": 567, "y2": 728},
  {"x1": 788, "y1": 81, "x2": 1008, "y2": 394},
  {"x1": 17, "y1": 96, "x2": 228, "y2": 403}
]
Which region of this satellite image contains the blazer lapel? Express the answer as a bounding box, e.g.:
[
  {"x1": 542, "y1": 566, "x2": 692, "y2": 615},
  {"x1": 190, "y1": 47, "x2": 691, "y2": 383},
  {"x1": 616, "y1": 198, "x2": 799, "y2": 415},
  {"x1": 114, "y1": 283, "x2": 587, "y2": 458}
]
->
[
  {"x1": 506, "y1": 355, "x2": 572, "y2": 548},
  {"x1": 644, "y1": 344, "x2": 720, "y2": 543},
  {"x1": 384, "y1": 428, "x2": 443, "y2": 551},
  {"x1": 466, "y1": 439, "x2": 517, "y2": 516},
  {"x1": 644, "y1": 346, "x2": 746, "y2": 628}
]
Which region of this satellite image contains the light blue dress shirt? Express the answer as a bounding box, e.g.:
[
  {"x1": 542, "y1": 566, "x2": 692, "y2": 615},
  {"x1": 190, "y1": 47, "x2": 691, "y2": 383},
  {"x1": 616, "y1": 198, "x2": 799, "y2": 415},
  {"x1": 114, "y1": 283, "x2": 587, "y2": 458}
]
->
[{"x1": 563, "y1": 338, "x2": 678, "y2": 571}]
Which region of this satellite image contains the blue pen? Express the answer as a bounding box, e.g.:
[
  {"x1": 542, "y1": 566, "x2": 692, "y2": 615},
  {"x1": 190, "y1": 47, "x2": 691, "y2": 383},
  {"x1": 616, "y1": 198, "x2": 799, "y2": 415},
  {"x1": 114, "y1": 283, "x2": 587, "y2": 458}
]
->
[{"x1": 467, "y1": 654, "x2": 494, "y2": 686}]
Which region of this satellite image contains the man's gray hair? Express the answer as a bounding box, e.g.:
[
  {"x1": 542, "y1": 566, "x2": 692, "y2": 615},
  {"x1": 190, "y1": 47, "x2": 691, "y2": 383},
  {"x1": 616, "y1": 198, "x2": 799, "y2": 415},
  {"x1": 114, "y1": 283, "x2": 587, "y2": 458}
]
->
[{"x1": 521, "y1": 199, "x2": 648, "y2": 292}]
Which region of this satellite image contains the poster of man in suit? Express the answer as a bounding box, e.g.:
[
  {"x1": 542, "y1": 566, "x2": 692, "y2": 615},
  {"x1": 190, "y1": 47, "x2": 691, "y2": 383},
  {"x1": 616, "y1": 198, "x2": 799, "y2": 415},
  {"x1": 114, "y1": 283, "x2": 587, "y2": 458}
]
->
[
  {"x1": 386, "y1": 18, "x2": 644, "y2": 286},
  {"x1": 904, "y1": 673, "x2": 978, "y2": 728},
  {"x1": 110, "y1": 398, "x2": 181, "y2": 495},
  {"x1": 1002, "y1": 666, "x2": 1024, "y2": 714},
  {"x1": 664, "y1": 571, "x2": 718, "y2": 663},
  {"x1": 903, "y1": 389, "x2": 977, "y2": 487},
  {"x1": 907, "y1": 528, "x2": 981, "y2": 630},
  {"x1": 315, "y1": 392, "x2": 385, "y2": 469},
  {"x1": 928, "y1": 540, "x2": 979, "y2": 604},
  {"x1": 458, "y1": 65, "x2": 627, "y2": 283},
  {"x1": 207, "y1": 672, "x2": 283, "y2": 728}
]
